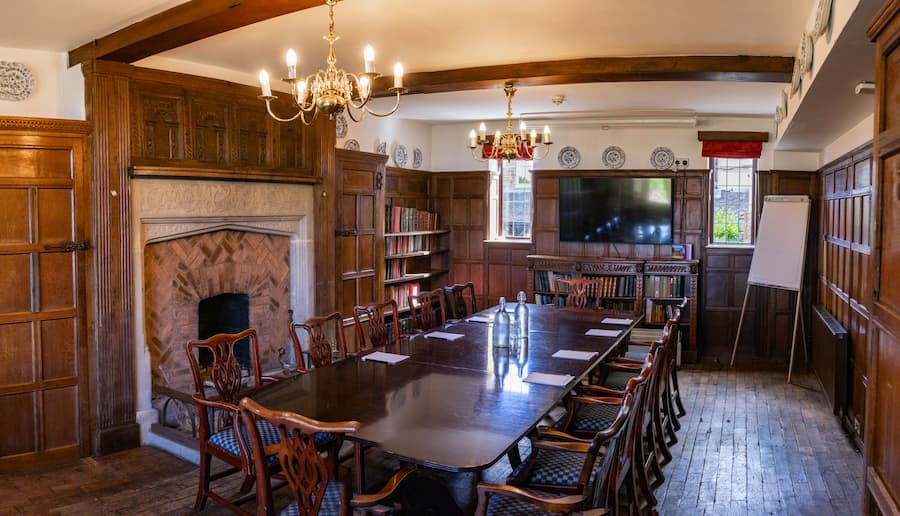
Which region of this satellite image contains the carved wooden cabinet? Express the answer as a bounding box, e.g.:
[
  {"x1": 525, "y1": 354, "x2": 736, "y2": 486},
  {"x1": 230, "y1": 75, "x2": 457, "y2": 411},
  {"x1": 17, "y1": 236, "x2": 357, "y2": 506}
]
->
[
  {"x1": 527, "y1": 255, "x2": 699, "y2": 361},
  {"x1": 865, "y1": 1, "x2": 900, "y2": 514}
]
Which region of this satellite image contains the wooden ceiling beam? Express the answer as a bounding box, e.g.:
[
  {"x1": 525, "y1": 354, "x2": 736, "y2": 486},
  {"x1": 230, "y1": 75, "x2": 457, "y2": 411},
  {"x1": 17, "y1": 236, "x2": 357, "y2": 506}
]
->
[
  {"x1": 68, "y1": 0, "x2": 321, "y2": 66},
  {"x1": 371, "y1": 55, "x2": 794, "y2": 96}
]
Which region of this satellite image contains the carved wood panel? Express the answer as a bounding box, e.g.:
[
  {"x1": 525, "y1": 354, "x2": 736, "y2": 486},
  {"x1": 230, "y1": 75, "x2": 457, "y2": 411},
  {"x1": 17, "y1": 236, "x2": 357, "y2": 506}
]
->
[
  {"x1": 236, "y1": 103, "x2": 269, "y2": 167},
  {"x1": 189, "y1": 97, "x2": 229, "y2": 164},
  {"x1": 131, "y1": 84, "x2": 184, "y2": 161},
  {"x1": 439, "y1": 173, "x2": 487, "y2": 306}
]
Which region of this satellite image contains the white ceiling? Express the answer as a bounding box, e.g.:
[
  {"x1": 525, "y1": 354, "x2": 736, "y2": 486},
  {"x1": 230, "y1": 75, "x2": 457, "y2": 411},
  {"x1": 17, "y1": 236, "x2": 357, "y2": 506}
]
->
[{"x1": 0, "y1": 0, "x2": 880, "y2": 150}]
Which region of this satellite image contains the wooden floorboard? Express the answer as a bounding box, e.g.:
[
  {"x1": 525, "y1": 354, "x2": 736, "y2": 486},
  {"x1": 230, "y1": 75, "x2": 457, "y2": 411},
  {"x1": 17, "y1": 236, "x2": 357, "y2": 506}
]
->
[{"x1": 1, "y1": 368, "x2": 863, "y2": 515}]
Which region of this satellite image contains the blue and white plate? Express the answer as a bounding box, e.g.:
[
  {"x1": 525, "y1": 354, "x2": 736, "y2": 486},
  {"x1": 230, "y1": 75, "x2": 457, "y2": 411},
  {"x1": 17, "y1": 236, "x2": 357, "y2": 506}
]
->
[
  {"x1": 394, "y1": 144, "x2": 408, "y2": 167},
  {"x1": 343, "y1": 139, "x2": 359, "y2": 151},
  {"x1": 335, "y1": 114, "x2": 348, "y2": 138},
  {"x1": 650, "y1": 147, "x2": 675, "y2": 170},
  {"x1": 413, "y1": 148, "x2": 423, "y2": 168},
  {"x1": 376, "y1": 141, "x2": 387, "y2": 155},
  {"x1": 602, "y1": 146, "x2": 625, "y2": 169},
  {"x1": 557, "y1": 146, "x2": 580, "y2": 169}
]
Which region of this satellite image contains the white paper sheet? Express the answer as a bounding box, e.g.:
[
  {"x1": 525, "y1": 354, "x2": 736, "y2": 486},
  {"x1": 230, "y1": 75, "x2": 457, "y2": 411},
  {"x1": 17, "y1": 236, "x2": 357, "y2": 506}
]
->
[
  {"x1": 425, "y1": 331, "x2": 465, "y2": 341},
  {"x1": 601, "y1": 317, "x2": 634, "y2": 325},
  {"x1": 586, "y1": 328, "x2": 622, "y2": 338},
  {"x1": 361, "y1": 351, "x2": 410, "y2": 364},
  {"x1": 552, "y1": 349, "x2": 598, "y2": 361},
  {"x1": 522, "y1": 372, "x2": 575, "y2": 387},
  {"x1": 466, "y1": 316, "x2": 493, "y2": 323}
]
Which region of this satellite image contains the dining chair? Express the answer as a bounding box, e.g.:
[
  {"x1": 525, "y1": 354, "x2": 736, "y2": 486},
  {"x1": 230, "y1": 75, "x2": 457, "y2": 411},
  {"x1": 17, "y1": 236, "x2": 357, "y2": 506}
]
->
[
  {"x1": 289, "y1": 311, "x2": 349, "y2": 371},
  {"x1": 353, "y1": 299, "x2": 402, "y2": 352},
  {"x1": 185, "y1": 329, "x2": 279, "y2": 514},
  {"x1": 239, "y1": 397, "x2": 417, "y2": 516},
  {"x1": 473, "y1": 483, "x2": 591, "y2": 515},
  {"x1": 442, "y1": 282, "x2": 477, "y2": 320},
  {"x1": 408, "y1": 288, "x2": 447, "y2": 332},
  {"x1": 553, "y1": 277, "x2": 603, "y2": 308}
]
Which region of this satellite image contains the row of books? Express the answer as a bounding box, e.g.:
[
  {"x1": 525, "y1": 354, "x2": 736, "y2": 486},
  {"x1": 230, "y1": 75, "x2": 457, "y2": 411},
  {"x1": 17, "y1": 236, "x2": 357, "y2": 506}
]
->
[
  {"x1": 644, "y1": 299, "x2": 678, "y2": 325},
  {"x1": 645, "y1": 275, "x2": 685, "y2": 298},
  {"x1": 385, "y1": 282, "x2": 421, "y2": 310},
  {"x1": 582, "y1": 275, "x2": 637, "y2": 298},
  {"x1": 385, "y1": 260, "x2": 407, "y2": 280},
  {"x1": 385, "y1": 234, "x2": 438, "y2": 256},
  {"x1": 386, "y1": 206, "x2": 440, "y2": 233},
  {"x1": 532, "y1": 271, "x2": 576, "y2": 292}
]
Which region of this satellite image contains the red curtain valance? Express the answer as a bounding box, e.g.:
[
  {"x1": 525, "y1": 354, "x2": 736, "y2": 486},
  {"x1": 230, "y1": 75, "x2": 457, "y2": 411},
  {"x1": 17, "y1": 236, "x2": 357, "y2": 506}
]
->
[
  {"x1": 701, "y1": 141, "x2": 762, "y2": 159},
  {"x1": 482, "y1": 142, "x2": 535, "y2": 161}
]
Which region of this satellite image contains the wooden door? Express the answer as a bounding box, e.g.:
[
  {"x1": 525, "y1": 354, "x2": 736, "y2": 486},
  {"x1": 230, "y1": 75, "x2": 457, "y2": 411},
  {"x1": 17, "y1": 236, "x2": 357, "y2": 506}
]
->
[
  {"x1": 0, "y1": 120, "x2": 90, "y2": 469},
  {"x1": 334, "y1": 149, "x2": 386, "y2": 316},
  {"x1": 865, "y1": 2, "x2": 900, "y2": 513}
]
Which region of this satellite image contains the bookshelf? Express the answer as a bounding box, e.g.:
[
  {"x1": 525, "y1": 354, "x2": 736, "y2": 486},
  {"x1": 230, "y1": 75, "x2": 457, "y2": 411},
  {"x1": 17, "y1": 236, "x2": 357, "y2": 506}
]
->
[
  {"x1": 527, "y1": 255, "x2": 699, "y2": 357},
  {"x1": 384, "y1": 206, "x2": 450, "y2": 311}
]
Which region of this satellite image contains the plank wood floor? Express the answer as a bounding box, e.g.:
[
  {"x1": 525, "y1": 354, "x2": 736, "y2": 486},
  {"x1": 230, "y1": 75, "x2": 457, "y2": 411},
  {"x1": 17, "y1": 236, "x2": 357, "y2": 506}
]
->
[{"x1": 1, "y1": 368, "x2": 863, "y2": 515}]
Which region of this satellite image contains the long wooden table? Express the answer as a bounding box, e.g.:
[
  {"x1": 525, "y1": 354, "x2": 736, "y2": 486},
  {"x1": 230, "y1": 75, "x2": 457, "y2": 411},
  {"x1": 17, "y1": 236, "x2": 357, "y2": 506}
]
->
[{"x1": 251, "y1": 304, "x2": 640, "y2": 474}]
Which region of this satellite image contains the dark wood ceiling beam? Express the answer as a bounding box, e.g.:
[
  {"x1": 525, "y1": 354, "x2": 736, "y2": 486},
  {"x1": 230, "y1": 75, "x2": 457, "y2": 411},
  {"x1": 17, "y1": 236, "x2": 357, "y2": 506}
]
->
[
  {"x1": 371, "y1": 55, "x2": 794, "y2": 96},
  {"x1": 69, "y1": 0, "x2": 321, "y2": 66}
]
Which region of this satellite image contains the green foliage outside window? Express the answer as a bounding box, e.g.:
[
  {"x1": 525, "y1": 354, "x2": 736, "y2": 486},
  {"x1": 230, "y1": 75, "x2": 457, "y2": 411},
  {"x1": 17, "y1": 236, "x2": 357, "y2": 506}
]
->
[{"x1": 712, "y1": 208, "x2": 745, "y2": 243}]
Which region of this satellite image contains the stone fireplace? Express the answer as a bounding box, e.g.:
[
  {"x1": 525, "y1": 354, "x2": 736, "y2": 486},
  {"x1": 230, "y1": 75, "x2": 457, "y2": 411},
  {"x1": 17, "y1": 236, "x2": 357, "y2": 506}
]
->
[{"x1": 130, "y1": 177, "x2": 315, "y2": 457}]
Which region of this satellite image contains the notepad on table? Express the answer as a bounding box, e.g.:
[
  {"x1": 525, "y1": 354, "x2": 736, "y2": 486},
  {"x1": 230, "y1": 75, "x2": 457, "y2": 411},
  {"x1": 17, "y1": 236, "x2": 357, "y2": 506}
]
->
[
  {"x1": 586, "y1": 328, "x2": 622, "y2": 338},
  {"x1": 523, "y1": 372, "x2": 575, "y2": 387},
  {"x1": 425, "y1": 331, "x2": 465, "y2": 341},
  {"x1": 466, "y1": 315, "x2": 493, "y2": 323},
  {"x1": 552, "y1": 349, "x2": 598, "y2": 361},
  {"x1": 601, "y1": 317, "x2": 634, "y2": 325},
  {"x1": 361, "y1": 352, "x2": 409, "y2": 365}
]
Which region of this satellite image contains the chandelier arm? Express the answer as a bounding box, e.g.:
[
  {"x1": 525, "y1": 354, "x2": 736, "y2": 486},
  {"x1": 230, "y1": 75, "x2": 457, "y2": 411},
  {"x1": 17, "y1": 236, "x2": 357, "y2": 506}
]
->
[
  {"x1": 362, "y1": 90, "x2": 403, "y2": 118},
  {"x1": 345, "y1": 106, "x2": 366, "y2": 123},
  {"x1": 264, "y1": 99, "x2": 305, "y2": 123},
  {"x1": 470, "y1": 147, "x2": 489, "y2": 163}
]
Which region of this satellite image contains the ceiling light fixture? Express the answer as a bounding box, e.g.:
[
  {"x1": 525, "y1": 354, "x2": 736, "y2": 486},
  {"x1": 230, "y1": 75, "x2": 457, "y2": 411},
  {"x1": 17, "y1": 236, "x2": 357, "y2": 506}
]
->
[
  {"x1": 468, "y1": 82, "x2": 553, "y2": 162},
  {"x1": 257, "y1": 0, "x2": 406, "y2": 125}
]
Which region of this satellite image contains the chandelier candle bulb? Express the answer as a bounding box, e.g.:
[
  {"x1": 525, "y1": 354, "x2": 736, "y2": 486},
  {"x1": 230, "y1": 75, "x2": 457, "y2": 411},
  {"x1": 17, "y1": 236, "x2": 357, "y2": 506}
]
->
[
  {"x1": 494, "y1": 130, "x2": 502, "y2": 145},
  {"x1": 479, "y1": 122, "x2": 487, "y2": 141},
  {"x1": 258, "y1": 70, "x2": 272, "y2": 97},
  {"x1": 364, "y1": 45, "x2": 375, "y2": 73},
  {"x1": 469, "y1": 130, "x2": 477, "y2": 148},
  {"x1": 519, "y1": 121, "x2": 527, "y2": 138},
  {"x1": 393, "y1": 63, "x2": 403, "y2": 89},
  {"x1": 530, "y1": 129, "x2": 537, "y2": 146},
  {"x1": 285, "y1": 49, "x2": 297, "y2": 79},
  {"x1": 543, "y1": 125, "x2": 551, "y2": 144}
]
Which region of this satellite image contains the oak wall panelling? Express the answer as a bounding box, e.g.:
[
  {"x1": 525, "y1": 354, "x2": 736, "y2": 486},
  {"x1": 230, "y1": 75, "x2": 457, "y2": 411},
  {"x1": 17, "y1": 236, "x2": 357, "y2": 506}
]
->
[
  {"x1": 82, "y1": 59, "x2": 332, "y2": 454},
  {"x1": 485, "y1": 241, "x2": 530, "y2": 307},
  {"x1": 435, "y1": 172, "x2": 488, "y2": 307},
  {"x1": 816, "y1": 143, "x2": 873, "y2": 448},
  {"x1": 865, "y1": 2, "x2": 900, "y2": 513}
]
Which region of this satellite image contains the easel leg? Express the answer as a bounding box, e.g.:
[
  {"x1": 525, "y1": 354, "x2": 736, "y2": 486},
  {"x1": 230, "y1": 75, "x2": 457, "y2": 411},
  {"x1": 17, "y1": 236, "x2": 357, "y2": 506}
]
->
[
  {"x1": 787, "y1": 292, "x2": 802, "y2": 383},
  {"x1": 730, "y1": 286, "x2": 752, "y2": 366},
  {"x1": 799, "y1": 296, "x2": 808, "y2": 363}
]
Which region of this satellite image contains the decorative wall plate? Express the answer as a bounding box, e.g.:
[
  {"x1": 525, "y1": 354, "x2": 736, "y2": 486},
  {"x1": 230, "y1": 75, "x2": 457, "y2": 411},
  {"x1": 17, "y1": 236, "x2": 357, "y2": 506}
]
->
[
  {"x1": 343, "y1": 139, "x2": 359, "y2": 151},
  {"x1": 335, "y1": 114, "x2": 348, "y2": 138},
  {"x1": 650, "y1": 147, "x2": 675, "y2": 170},
  {"x1": 799, "y1": 32, "x2": 814, "y2": 75},
  {"x1": 412, "y1": 148, "x2": 423, "y2": 168},
  {"x1": 602, "y1": 146, "x2": 626, "y2": 169},
  {"x1": 790, "y1": 58, "x2": 801, "y2": 95},
  {"x1": 0, "y1": 61, "x2": 34, "y2": 101},
  {"x1": 813, "y1": 0, "x2": 833, "y2": 38},
  {"x1": 376, "y1": 141, "x2": 387, "y2": 155},
  {"x1": 394, "y1": 144, "x2": 408, "y2": 167},
  {"x1": 557, "y1": 146, "x2": 581, "y2": 169}
]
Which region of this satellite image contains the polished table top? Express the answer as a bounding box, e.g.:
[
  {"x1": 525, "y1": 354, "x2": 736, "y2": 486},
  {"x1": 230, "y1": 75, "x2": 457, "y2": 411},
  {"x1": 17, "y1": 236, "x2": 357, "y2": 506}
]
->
[{"x1": 251, "y1": 304, "x2": 640, "y2": 472}]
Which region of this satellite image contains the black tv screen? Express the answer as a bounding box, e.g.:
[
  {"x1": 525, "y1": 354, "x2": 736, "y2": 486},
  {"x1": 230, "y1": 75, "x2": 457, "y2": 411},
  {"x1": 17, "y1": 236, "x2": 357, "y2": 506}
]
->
[{"x1": 559, "y1": 177, "x2": 673, "y2": 244}]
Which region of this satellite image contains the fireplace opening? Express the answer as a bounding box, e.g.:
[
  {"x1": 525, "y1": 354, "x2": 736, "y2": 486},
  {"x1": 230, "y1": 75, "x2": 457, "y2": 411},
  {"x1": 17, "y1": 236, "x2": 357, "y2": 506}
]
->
[{"x1": 197, "y1": 293, "x2": 250, "y2": 369}]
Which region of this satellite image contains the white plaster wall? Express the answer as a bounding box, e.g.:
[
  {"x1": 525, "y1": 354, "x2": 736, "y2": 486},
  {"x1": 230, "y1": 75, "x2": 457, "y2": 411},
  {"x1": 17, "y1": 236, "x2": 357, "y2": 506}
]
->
[
  {"x1": 0, "y1": 46, "x2": 85, "y2": 119},
  {"x1": 430, "y1": 116, "x2": 784, "y2": 172},
  {"x1": 821, "y1": 113, "x2": 874, "y2": 164},
  {"x1": 340, "y1": 111, "x2": 432, "y2": 169}
]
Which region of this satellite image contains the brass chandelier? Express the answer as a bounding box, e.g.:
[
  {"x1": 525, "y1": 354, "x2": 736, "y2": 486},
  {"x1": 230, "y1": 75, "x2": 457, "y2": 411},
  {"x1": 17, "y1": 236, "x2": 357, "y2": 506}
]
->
[
  {"x1": 468, "y1": 82, "x2": 552, "y2": 162},
  {"x1": 258, "y1": 0, "x2": 405, "y2": 125}
]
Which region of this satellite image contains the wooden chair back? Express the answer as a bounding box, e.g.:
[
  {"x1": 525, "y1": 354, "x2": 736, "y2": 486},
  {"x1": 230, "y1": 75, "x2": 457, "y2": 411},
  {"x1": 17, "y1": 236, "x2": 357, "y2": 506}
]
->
[
  {"x1": 353, "y1": 299, "x2": 402, "y2": 352},
  {"x1": 408, "y1": 288, "x2": 447, "y2": 332},
  {"x1": 553, "y1": 277, "x2": 602, "y2": 308},
  {"x1": 240, "y1": 397, "x2": 357, "y2": 516},
  {"x1": 186, "y1": 329, "x2": 262, "y2": 405},
  {"x1": 443, "y1": 282, "x2": 477, "y2": 319},
  {"x1": 290, "y1": 312, "x2": 348, "y2": 372}
]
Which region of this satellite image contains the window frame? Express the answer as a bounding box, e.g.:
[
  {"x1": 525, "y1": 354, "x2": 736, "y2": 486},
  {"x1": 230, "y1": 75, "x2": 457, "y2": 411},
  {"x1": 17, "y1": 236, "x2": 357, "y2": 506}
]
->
[
  {"x1": 708, "y1": 157, "x2": 758, "y2": 247},
  {"x1": 488, "y1": 159, "x2": 534, "y2": 240}
]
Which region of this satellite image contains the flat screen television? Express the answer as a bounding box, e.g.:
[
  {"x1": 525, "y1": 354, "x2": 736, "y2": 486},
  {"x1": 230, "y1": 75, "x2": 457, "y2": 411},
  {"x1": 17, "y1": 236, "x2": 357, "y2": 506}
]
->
[{"x1": 559, "y1": 176, "x2": 673, "y2": 244}]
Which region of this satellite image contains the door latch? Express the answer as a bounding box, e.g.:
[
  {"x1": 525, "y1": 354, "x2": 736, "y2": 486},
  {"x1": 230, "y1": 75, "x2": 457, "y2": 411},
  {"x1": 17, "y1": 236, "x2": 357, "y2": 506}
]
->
[{"x1": 43, "y1": 241, "x2": 90, "y2": 252}]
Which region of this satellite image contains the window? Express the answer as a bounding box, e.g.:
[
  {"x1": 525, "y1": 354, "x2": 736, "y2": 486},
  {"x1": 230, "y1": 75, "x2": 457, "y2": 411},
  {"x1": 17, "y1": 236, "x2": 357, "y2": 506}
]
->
[
  {"x1": 710, "y1": 157, "x2": 755, "y2": 245},
  {"x1": 489, "y1": 159, "x2": 533, "y2": 239}
]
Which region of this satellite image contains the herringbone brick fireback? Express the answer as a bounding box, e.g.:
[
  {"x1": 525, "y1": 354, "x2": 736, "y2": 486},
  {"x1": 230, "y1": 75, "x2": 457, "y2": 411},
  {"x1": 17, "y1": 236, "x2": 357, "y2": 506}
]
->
[{"x1": 144, "y1": 230, "x2": 291, "y2": 390}]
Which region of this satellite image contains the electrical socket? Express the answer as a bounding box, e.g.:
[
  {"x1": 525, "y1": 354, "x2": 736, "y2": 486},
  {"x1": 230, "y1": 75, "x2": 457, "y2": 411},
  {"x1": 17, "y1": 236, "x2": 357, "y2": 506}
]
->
[{"x1": 674, "y1": 158, "x2": 689, "y2": 169}]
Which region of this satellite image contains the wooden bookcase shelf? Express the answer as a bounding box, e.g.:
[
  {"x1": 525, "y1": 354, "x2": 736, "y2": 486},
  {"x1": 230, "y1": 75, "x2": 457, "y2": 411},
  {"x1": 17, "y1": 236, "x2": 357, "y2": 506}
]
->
[
  {"x1": 527, "y1": 255, "x2": 699, "y2": 357},
  {"x1": 384, "y1": 207, "x2": 450, "y2": 311}
]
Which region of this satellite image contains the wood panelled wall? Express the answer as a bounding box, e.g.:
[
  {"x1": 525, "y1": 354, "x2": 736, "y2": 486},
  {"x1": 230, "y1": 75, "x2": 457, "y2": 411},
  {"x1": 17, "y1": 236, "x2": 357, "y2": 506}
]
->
[
  {"x1": 865, "y1": 2, "x2": 900, "y2": 513},
  {"x1": 817, "y1": 144, "x2": 873, "y2": 446},
  {"x1": 82, "y1": 60, "x2": 332, "y2": 454},
  {"x1": 433, "y1": 173, "x2": 488, "y2": 306}
]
